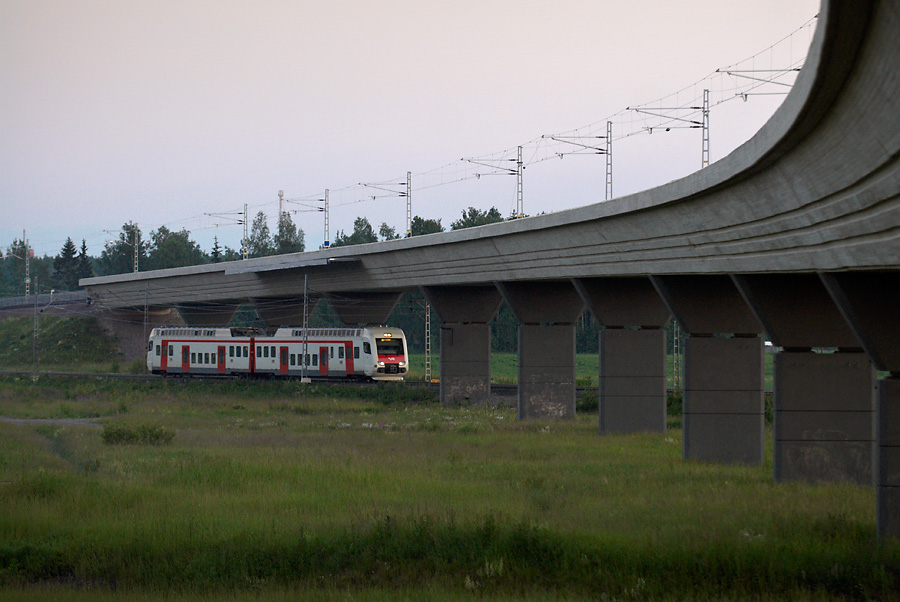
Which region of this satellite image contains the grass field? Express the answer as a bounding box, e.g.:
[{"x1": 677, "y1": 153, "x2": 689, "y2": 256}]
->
[
  {"x1": 406, "y1": 352, "x2": 776, "y2": 391},
  {"x1": 0, "y1": 375, "x2": 895, "y2": 601}
]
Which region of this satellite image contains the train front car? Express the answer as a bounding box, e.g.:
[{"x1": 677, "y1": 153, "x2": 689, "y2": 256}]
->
[{"x1": 370, "y1": 327, "x2": 408, "y2": 380}]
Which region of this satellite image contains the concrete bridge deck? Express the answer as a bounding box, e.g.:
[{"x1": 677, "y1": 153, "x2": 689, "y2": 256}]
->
[{"x1": 81, "y1": 0, "x2": 900, "y2": 537}]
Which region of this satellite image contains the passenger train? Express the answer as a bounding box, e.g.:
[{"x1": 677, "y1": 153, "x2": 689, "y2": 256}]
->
[{"x1": 147, "y1": 326, "x2": 408, "y2": 380}]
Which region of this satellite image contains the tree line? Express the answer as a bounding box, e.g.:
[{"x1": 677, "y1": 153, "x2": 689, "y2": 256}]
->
[{"x1": 1, "y1": 205, "x2": 631, "y2": 354}]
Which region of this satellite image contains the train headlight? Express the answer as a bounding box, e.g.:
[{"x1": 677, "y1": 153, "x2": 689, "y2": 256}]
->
[{"x1": 378, "y1": 361, "x2": 385, "y2": 367}]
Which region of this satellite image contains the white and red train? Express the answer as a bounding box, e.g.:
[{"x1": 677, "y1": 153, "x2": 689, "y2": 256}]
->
[{"x1": 147, "y1": 326, "x2": 408, "y2": 380}]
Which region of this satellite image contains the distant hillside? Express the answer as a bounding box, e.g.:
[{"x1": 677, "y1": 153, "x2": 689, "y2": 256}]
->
[{"x1": 0, "y1": 315, "x2": 119, "y2": 370}]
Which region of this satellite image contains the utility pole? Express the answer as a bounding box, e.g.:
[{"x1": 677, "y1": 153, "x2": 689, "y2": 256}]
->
[
  {"x1": 301, "y1": 274, "x2": 310, "y2": 383},
  {"x1": 23, "y1": 229, "x2": 30, "y2": 297},
  {"x1": 406, "y1": 171, "x2": 412, "y2": 237},
  {"x1": 143, "y1": 283, "x2": 149, "y2": 348},
  {"x1": 605, "y1": 121, "x2": 613, "y2": 201},
  {"x1": 701, "y1": 88, "x2": 710, "y2": 169},
  {"x1": 516, "y1": 146, "x2": 524, "y2": 218},
  {"x1": 323, "y1": 189, "x2": 330, "y2": 248},
  {"x1": 424, "y1": 301, "x2": 432, "y2": 382},
  {"x1": 32, "y1": 276, "x2": 38, "y2": 377},
  {"x1": 278, "y1": 190, "x2": 284, "y2": 219},
  {"x1": 242, "y1": 203, "x2": 249, "y2": 260},
  {"x1": 132, "y1": 226, "x2": 139, "y2": 273}
]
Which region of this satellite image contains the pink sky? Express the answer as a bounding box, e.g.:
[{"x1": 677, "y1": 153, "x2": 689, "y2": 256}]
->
[{"x1": 1, "y1": 0, "x2": 818, "y2": 257}]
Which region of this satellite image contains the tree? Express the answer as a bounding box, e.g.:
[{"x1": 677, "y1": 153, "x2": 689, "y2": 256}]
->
[
  {"x1": 222, "y1": 245, "x2": 242, "y2": 262},
  {"x1": 274, "y1": 212, "x2": 305, "y2": 254},
  {"x1": 332, "y1": 217, "x2": 378, "y2": 247},
  {"x1": 77, "y1": 239, "x2": 93, "y2": 282},
  {"x1": 210, "y1": 236, "x2": 222, "y2": 263},
  {"x1": 146, "y1": 226, "x2": 208, "y2": 271},
  {"x1": 450, "y1": 206, "x2": 503, "y2": 230},
  {"x1": 99, "y1": 222, "x2": 146, "y2": 276},
  {"x1": 409, "y1": 216, "x2": 443, "y2": 236},
  {"x1": 52, "y1": 237, "x2": 80, "y2": 291},
  {"x1": 379, "y1": 223, "x2": 400, "y2": 241},
  {"x1": 248, "y1": 211, "x2": 275, "y2": 258}
]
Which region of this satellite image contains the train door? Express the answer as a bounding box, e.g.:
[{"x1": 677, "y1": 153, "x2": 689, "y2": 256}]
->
[
  {"x1": 319, "y1": 346, "x2": 329, "y2": 376},
  {"x1": 344, "y1": 342, "x2": 354, "y2": 376},
  {"x1": 160, "y1": 341, "x2": 168, "y2": 371},
  {"x1": 280, "y1": 346, "x2": 289, "y2": 375},
  {"x1": 249, "y1": 339, "x2": 256, "y2": 374},
  {"x1": 217, "y1": 346, "x2": 226, "y2": 374},
  {"x1": 182, "y1": 345, "x2": 190, "y2": 373}
]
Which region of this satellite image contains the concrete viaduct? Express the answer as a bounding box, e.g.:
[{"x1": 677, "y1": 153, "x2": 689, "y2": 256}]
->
[{"x1": 82, "y1": 0, "x2": 900, "y2": 537}]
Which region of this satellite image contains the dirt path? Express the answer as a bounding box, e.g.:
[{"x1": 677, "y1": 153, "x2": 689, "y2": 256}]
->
[{"x1": 0, "y1": 416, "x2": 102, "y2": 428}]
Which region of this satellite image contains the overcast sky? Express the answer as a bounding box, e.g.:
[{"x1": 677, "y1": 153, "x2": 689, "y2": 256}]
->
[{"x1": 1, "y1": 0, "x2": 819, "y2": 257}]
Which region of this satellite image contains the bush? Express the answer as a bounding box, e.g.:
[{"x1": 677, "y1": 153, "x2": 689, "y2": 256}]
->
[{"x1": 102, "y1": 423, "x2": 174, "y2": 445}]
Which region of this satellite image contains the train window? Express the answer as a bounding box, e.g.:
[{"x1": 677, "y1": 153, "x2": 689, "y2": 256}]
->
[
  {"x1": 312, "y1": 354, "x2": 317, "y2": 366},
  {"x1": 263, "y1": 346, "x2": 269, "y2": 358},
  {"x1": 244, "y1": 346, "x2": 248, "y2": 358},
  {"x1": 148, "y1": 341, "x2": 153, "y2": 352},
  {"x1": 229, "y1": 346, "x2": 234, "y2": 358},
  {"x1": 169, "y1": 345, "x2": 174, "y2": 357},
  {"x1": 354, "y1": 347, "x2": 360, "y2": 359},
  {"x1": 363, "y1": 342, "x2": 371, "y2": 355},
  {"x1": 183, "y1": 348, "x2": 189, "y2": 364},
  {"x1": 205, "y1": 353, "x2": 210, "y2": 364},
  {"x1": 156, "y1": 345, "x2": 161, "y2": 357},
  {"x1": 191, "y1": 353, "x2": 196, "y2": 364},
  {"x1": 219, "y1": 349, "x2": 225, "y2": 364},
  {"x1": 270, "y1": 346, "x2": 276, "y2": 358},
  {"x1": 330, "y1": 347, "x2": 334, "y2": 359},
  {"x1": 305, "y1": 354, "x2": 310, "y2": 366},
  {"x1": 290, "y1": 354, "x2": 295, "y2": 366},
  {"x1": 256, "y1": 346, "x2": 261, "y2": 358},
  {"x1": 338, "y1": 346, "x2": 344, "y2": 359}
]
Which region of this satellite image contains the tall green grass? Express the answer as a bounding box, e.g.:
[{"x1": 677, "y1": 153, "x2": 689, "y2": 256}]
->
[{"x1": 0, "y1": 376, "x2": 895, "y2": 600}]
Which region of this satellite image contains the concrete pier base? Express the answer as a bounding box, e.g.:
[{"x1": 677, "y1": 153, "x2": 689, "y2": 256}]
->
[
  {"x1": 439, "y1": 323, "x2": 492, "y2": 405},
  {"x1": 878, "y1": 378, "x2": 900, "y2": 539},
  {"x1": 683, "y1": 335, "x2": 764, "y2": 465},
  {"x1": 421, "y1": 285, "x2": 503, "y2": 407},
  {"x1": 518, "y1": 324, "x2": 576, "y2": 420},
  {"x1": 774, "y1": 351, "x2": 875, "y2": 485},
  {"x1": 599, "y1": 328, "x2": 666, "y2": 434}
]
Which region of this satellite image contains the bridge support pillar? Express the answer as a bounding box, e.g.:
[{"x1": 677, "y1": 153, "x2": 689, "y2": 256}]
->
[
  {"x1": 820, "y1": 272, "x2": 900, "y2": 539},
  {"x1": 574, "y1": 277, "x2": 670, "y2": 434},
  {"x1": 772, "y1": 351, "x2": 875, "y2": 484},
  {"x1": 734, "y1": 274, "x2": 875, "y2": 485},
  {"x1": 652, "y1": 275, "x2": 765, "y2": 465},
  {"x1": 496, "y1": 281, "x2": 584, "y2": 420},
  {"x1": 422, "y1": 286, "x2": 503, "y2": 406}
]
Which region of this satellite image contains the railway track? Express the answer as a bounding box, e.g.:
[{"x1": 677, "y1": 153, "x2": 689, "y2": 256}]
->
[{"x1": 0, "y1": 370, "x2": 615, "y2": 398}]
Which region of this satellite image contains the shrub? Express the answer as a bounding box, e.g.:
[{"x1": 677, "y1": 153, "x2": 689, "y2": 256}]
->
[{"x1": 102, "y1": 423, "x2": 174, "y2": 445}]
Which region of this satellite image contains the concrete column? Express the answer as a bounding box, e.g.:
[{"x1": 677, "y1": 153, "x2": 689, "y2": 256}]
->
[
  {"x1": 574, "y1": 277, "x2": 670, "y2": 435},
  {"x1": 820, "y1": 272, "x2": 900, "y2": 539},
  {"x1": 774, "y1": 351, "x2": 875, "y2": 484},
  {"x1": 879, "y1": 378, "x2": 900, "y2": 538},
  {"x1": 176, "y1": 302, "x2": 240, "y2": 327},
  {"x1": 652, "y1": 275, "x2": 765, "y2": 465},
  {"x1": 325, "y1": 291, "x2": 401, "y2": 326},
  {"x1": 496, "y1": 281, "x2": 585, "y2": 420},
  {"x1": 734, "y1": 273, "x2": 875, "y2": 485},
  {"x1": 421, "y1": 286, "x2": 503, "y2": 406},
  {"x1": 599, "y1": 328, "x2": 667, "y2": 434}
]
